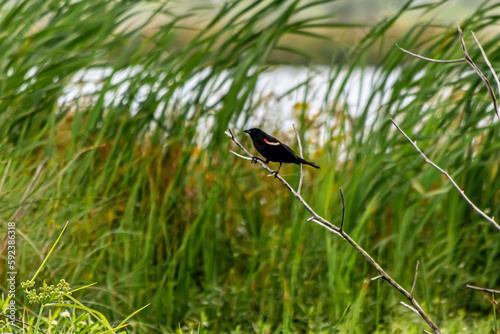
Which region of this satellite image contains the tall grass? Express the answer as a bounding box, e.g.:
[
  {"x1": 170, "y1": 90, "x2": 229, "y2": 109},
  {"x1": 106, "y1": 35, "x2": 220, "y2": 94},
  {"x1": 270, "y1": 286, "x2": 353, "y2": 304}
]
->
[{"x1": 0, "y1": 0, "x2": 499, "y2": 332}]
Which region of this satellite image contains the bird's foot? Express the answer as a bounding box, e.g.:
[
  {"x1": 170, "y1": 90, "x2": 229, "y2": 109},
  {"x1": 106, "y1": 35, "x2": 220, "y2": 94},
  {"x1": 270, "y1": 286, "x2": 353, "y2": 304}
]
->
[
  {"x1": 251, "y1": 156, "x2": 259, "y2": 164},
  {"x1": 271, "y1": 171, "x2": 279, "y2": 178}
]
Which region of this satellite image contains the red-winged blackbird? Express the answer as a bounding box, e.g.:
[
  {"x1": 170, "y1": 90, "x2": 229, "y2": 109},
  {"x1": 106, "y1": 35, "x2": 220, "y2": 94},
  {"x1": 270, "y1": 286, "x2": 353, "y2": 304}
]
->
[{"x1": 244, "y1": 128, "x2": 319, "y2": 177}]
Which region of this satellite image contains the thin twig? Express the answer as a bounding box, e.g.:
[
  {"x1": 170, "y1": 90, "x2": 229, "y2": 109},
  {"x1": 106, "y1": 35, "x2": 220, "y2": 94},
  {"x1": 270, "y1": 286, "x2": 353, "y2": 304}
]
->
[
  {"x1": 371, "y1": 275, "x2": 383, "y2": 281},
  {"x1": 227, "y1": 129, "x2": 442, "y2": 334},
  {"x1": 397, "y1": 25, "x2": 500, "y2": 122},
  {"x1": 339, "y1": 188, "x2": 345, "y2": 232},
  {"x1": 396, "y1": 44, "x2": 464, "y2": 63},
  {"x1": 308, "y1": 217, "x2": 344, "y2": 238},
  {"x1": 457, "y1": 24, "x2": 500, "y2": 122},
  {"x1": 230, "y1": 150, "x2": 253, "y2": 160},
  {"x1": 401, "y1": 301, "x2": 419, "y2": 314},
  {"x1": 411, "y1": 260, "x2": 420, "y2": 298},
  {"x1": 293, "y1": 124, "x2": 304, "y2": 195},
  {"x1": 390, "y1": 119, "x2": 500, "y2": 231},
  {"x1": 466, "y1": 284, "x2": 500, "y2": 294},
  {"x1": 471, "y1": 31, "x2": 500, "y2": 120}
]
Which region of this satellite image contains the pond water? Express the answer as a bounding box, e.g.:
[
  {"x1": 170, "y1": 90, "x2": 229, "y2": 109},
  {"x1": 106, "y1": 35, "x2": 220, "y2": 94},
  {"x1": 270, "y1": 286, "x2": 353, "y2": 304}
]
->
[{"x1": 58, "y1": 65, "x2": 402, "y2": 142}]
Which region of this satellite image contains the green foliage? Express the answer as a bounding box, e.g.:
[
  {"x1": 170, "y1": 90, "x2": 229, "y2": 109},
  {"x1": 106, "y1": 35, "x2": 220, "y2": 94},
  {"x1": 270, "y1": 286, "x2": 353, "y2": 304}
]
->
[
  {"x1": 22, "y1": 279, "x2": 71, "y2": 305},
  {"x1": 0, "y1": 0, "x2": 499, "y2": 333},
  {"x1": 0, "y1": 224, "x2": 144, "y2": 333}
]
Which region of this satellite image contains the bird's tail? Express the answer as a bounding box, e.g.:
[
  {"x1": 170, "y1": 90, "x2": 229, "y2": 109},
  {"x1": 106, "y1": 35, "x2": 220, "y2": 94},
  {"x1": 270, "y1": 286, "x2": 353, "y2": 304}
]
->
[{"x1": 298, "y1": 158, "x2": 320, "y2": 169}]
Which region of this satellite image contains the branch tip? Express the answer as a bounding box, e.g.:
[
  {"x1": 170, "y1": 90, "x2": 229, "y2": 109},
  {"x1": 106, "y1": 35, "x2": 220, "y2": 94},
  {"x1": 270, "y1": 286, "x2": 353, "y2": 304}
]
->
[
  {"x1": 390, "y1": 118, "x2": 500, "y2": 231},
  {"x1": 400, "y1": 301, "x2": 419, "y2": 314},
  {"x1": 339, "y1": 188, "x2": 345, "y2": 232},
  {"x1": 466, "y1": 284, "x2": 500, "y2": 294}
]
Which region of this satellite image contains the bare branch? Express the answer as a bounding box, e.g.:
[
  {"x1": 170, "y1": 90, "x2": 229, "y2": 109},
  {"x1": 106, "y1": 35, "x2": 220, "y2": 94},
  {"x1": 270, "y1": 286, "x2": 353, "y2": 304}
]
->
[
  {"x1": 401, "y1": 301, "x2": 419, "y2": 314},
  {"x1": 293, "y1": 124, "x2": 304, "y2": 195},
  {"x1": 339, "y1": 188, "x2": 345, "y2": 232},
  {"x1": 230, "y1": 150, "x2": 253, "y2": 160},
  {"x1": 390, "y1": 118, "x2": 500, "y2": 231},
  {"x1": 471, "y1": 31, "x2": 500, "y2": 121},
  {"x1": 308, "y1": 217, "x2": 344, "y2": 239},
  {"x1": 466, "y1": 284, "x2": 500, "y2": 294},
  {"x1": 411, "y1": 260, "x2": 420, "y2": 298},
  {"x1": 228, "y1": 129, "x2": 442, "y2": 334},
  {"x1": 225, "y1": 129, "x2": 255, "y2": 158},
  {"x1": 457, "y1": 24, "x2": 500, "y2": 121},
  {"x1": 225, "y1": 129, "x2": 236, "y2": 141},
  {"x1": 396, "y1": 44, "x2": 464, "y2": 63},
  {"x1": 397, "y1": 25, "x2": 500, "y2": 122}
]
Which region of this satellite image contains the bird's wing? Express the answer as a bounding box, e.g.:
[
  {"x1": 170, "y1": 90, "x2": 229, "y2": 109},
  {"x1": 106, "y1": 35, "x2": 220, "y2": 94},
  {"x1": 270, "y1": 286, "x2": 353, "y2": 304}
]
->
[
  {"x1": 281, "y1": 143, "x2": 299, "y2": 157},
  {"x1": 262, "y1": 133, "x2": 281, "y2": 146}
]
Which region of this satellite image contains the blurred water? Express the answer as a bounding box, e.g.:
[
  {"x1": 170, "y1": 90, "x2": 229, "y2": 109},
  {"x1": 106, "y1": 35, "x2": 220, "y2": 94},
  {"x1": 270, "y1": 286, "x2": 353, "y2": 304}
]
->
[{"x1": 57, "y1": 65, "x2": 403, "y2": 144}]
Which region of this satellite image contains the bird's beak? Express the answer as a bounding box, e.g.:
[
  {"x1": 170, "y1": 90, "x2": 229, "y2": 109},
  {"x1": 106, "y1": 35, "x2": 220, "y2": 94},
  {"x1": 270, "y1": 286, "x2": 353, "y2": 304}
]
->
[{"x1": 243, "y1": 129, "x2": 250, "y2": 134}]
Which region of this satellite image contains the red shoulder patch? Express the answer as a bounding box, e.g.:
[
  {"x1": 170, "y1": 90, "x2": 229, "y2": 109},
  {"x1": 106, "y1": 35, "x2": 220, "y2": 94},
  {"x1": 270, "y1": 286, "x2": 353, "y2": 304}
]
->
[{"x1": 264, "y1": 138, "x2": 280, "y2": 146}]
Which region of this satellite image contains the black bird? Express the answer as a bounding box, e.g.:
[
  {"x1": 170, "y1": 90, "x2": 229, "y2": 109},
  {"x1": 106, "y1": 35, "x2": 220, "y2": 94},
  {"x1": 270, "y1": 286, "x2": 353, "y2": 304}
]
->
[{"x1": 244, "y1": 128, "x2": 319, "y2": 177}]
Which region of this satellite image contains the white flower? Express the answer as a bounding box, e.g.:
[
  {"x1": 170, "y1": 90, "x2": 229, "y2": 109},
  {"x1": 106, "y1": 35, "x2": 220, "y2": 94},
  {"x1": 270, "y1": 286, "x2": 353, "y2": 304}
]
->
[{"x1": 61, "y1": 311, "x2": 70, "y2": 318}]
